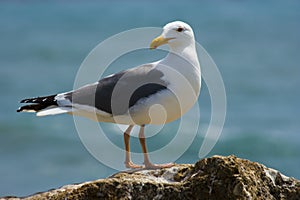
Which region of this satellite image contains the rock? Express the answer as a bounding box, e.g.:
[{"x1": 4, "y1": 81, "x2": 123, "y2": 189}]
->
[{"x1": 2, "y1": 155, "x2": 300, "y2": 200}]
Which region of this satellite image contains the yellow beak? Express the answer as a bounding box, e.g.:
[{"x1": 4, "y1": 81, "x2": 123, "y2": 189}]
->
[{"x1": 150, "y1": 35, "x2": 174, "y2": 49}]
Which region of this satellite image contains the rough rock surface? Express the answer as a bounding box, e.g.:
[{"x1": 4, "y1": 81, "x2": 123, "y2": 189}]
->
[{"x1": 2, "y1": 155, "x2": 300, "y2": 200}]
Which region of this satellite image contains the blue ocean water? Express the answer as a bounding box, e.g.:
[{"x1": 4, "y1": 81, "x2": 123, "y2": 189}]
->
[{"x1": 1, "y1": 0, "x2": 299, "y2": 197}]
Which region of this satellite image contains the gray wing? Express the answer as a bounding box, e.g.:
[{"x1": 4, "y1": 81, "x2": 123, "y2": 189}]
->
[{"x1": 64, "y1": 64, "x2": 169, "y2": 115}]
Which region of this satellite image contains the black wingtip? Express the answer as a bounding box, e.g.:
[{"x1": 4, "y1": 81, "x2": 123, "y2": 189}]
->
[
  {"x1": 20, "y1": 98, "x2": 31, "y2": 103},
  {"x1": 20, "y1": 98, "x2": 27, "y2": 103}
]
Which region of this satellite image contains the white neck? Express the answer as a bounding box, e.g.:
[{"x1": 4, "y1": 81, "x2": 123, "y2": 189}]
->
[
  {"x1": 157, "y1": 42, "x2": 201, "y2": 97},
  {"x1": 161, "y1": 43, "x2": 200, "y2": 73}
]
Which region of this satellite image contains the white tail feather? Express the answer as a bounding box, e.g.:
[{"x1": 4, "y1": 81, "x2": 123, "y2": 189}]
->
[{"x1": 36, "y1": 107, "x2": 72, "y2": 116}]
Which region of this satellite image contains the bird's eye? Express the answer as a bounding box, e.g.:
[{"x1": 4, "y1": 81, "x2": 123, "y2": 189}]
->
[{"x1": 176, "y1": 27, "x2": 184, "y2": 32}]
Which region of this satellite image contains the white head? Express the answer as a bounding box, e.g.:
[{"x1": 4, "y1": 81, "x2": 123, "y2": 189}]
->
[{"x1": 150, "y1": 21, "x2": 195, "y2": 51}]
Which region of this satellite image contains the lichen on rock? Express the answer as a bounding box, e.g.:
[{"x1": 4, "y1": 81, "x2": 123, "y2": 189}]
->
[{"x1": 2, "y1": 155, "x2": 300, "y2": 200}]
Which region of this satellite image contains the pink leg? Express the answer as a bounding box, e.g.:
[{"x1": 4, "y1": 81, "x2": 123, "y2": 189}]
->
[
  {"x1": 123, "y1": 125, "x2": 143, "y2": 169},
  {"x1": 138, "y1": 125, "x2": 175, "y2": 169}
]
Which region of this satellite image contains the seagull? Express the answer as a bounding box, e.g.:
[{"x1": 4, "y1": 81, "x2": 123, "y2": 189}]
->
[{"x1": 17, "y1": 21, "x2": 201, "y2": 169}]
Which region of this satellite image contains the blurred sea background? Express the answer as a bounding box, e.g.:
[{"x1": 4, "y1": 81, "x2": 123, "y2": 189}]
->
[{"x1": 0, "y1": 0, "x2": 299, "y2": 197}]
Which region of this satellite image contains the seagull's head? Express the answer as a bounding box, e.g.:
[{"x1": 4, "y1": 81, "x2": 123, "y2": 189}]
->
[{"x1": 150, "y1": 21, "x2": 195, "y2": 51}]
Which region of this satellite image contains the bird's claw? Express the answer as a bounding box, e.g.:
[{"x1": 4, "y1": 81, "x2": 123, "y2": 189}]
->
[
  {"x1": 144, "y1": 162, "x2": 175, "y2": 169},
  {"x1": 125, "y1": 161, "x2": 143, "y2": 169}
]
